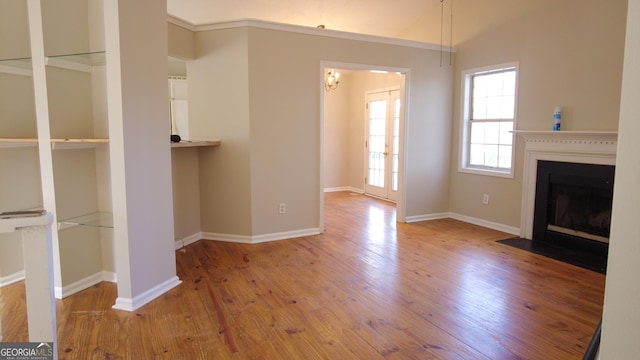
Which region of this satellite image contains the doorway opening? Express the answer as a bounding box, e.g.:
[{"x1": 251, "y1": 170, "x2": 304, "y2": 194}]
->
[{"x1": 320, "y1": 62, "x2": 408, "y2": 231}]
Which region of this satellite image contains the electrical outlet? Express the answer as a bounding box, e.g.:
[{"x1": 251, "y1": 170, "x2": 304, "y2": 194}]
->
[
  {"x1": 482, "y1": 194, "x2": 489, "y2": 205},
  {"x1": 279, "y1": 203, "x2": 286, "y2": 214}
]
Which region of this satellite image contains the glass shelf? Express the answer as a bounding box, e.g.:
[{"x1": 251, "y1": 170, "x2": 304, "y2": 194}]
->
[
  {"x1": 58, "y1": 212, "x2": 113, "y2": 230},
  {"x1": 0, "y1": 57, "x2": 33, "y2": 76},
  {"x1": 1, "y1": 52, "x2": 107, "y2": 74},
  {"x1": 46, "y1": 51, "x2": 106, "y2": 66},
  {"x1": 0, "y1": 56, "x2": 32, "y2": 69}
]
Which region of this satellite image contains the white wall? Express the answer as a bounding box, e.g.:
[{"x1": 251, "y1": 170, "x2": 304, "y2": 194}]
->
[
  {"x1": 600, "y1": 0, "x2": 640, "y2": 357},
  {"x1": 171, "y1": 148, "x2": 202, "y2": 242},
  {"x1": 433, "y1": 0, "x2": 625, "y2": 229},
  {"x1": 189, "y1": 27, "x2": 253, "y2": 236},
  {"x1": 41, "y1": 0, "x2": 90, "y2": 55},
  {"x1": 168, "y1": 22, "x2": 195, "y2": 60},
  {"x1": 323, "y1": 73, "x2": 350, "y2": 190},
  {"x1": 187, "y1": 24, "x2": 452, "y2": 239},
  {"x1": 0, "y1": 0, "x2": 31, "y2": 59}
]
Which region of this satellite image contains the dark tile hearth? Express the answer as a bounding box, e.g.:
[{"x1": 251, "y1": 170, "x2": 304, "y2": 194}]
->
[{"x1": 497, "y1": 237, "x2": 607, "y2": 274}]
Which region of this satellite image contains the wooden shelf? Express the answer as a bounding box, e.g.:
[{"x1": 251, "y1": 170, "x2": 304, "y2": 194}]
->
[
  {"x1": 0, "y1": 138, "x2": 109, "y2": 149},
  {"x1": 171, "y1": 140, "x2": 221, "y2": 148}
]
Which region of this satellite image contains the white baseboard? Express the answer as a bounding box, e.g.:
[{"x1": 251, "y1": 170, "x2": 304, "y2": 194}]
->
[
  {"x1": 324, "y1": 186, "x2": 364, "y2": 194},
  {"x1": 449, "y1": 213, "x2": 520, "y2": 235},
  {"x1": 0, "y1": 270, "x2": 25, "y2": 287},
  {"x1": 55, "y1": 272, "x2": 103, "y2": 299},
  {"x1": 251, "y1": 228, "x2": 321, "y2": 243},
  {"x1": 201, "y1": 232, "x2": 253, "y2": 244},
  {"x1": 175, "y1": 232, "x2": 202, "y2": 250},
  {"x1": 112, "y1": 276, "x2": 182, "y2": 312},
  {"x1": 102, "y1": 271, "x2": 117, "y2": 283},
  {"x1": 54, "y1": 271, "x2": 118, "y2": 299},
  {"x1": 405, "y1": 212, "x2": 450, "y2": 223},
  {"x1": 404, "y1": 212, "x2": 520, "y2": 236},
  {"x1": 202, "y1": 227, "x2": 321, "y2": 244}
]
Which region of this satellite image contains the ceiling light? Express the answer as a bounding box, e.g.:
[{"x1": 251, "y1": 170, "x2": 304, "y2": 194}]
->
[{"x1": 324, "y1": 68, "x2": 340, "y2": 92}]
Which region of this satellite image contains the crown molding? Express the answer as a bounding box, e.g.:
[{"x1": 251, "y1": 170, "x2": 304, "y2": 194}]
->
[
  {"x1": 167, "y1": 16, "x2": 456, "y2": 52},
  {"x1": 167, "y1": 15, "x2": 197, "y2": 32}
]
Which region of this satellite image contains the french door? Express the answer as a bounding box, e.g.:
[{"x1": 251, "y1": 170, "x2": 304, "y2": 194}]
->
[{"x1": 364, "y1": 89, "x2": 401, "y2": 201}]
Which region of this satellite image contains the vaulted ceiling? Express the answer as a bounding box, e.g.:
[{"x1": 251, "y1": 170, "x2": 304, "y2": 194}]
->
[{"x1": 166, "y1": 0, "x2": 444, "y2": 39}]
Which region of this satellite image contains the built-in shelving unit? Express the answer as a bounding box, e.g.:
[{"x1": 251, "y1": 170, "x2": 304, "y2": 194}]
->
[
  {"x1": 0, "y1": 1, "x2": 41, "y2": 298},
  {"x1": 2, "y1": 0, "x2": 116, "y2": 300},
  {"x1": 2, "y1": 0, "x2": 180, "y2": 313}
]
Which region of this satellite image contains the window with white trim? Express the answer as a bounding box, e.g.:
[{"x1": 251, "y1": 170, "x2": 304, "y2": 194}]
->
[{"x1": 459, "y1": 62, "x2": 518, "y2": 177}]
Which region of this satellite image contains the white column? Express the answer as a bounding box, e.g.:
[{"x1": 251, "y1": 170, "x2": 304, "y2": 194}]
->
[
  {"x1": 0, "y1": 214, "x2": 56, "y2": 355},
  {"x1": 21, "y1": 224, "x2": 57, "y2": 343}
]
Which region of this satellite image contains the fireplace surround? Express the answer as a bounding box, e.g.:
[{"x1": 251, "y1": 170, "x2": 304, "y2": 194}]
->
[
  {"x1": 516, "y1": 130, "x2": 618, "y2": 240},
  {"x1": 513, "y1": 131, "x2": 617, "y2": 272}
]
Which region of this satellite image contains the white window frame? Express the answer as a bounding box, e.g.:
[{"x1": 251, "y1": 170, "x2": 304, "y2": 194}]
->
[{"x1": 458, "y1": 62, "x2": 519, "y2": 178}]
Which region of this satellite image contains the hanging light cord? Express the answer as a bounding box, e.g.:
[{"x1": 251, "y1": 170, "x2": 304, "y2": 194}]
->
[
  {"x1": 450, "y1": 0, "x2": 454, "y2": 65},
  {"x1": 439, "y1": 0, "x2": 454, "y2": 67},
  {"x1": 440, "y1": 0, "x2": 444, "y2": 67}
]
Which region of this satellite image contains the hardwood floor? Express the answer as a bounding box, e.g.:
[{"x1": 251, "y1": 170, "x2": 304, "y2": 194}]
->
[{"x1": 0, "y1": 192, "x2": 605, "y2": 359}]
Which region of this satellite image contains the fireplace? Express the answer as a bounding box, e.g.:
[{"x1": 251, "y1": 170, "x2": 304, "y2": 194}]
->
[
  {"x1": 532, "y1": 161, "x2": 614, "y2": 254},
  {"x1": 515, "y1": 130, "x2": 618, "y2": 273}
]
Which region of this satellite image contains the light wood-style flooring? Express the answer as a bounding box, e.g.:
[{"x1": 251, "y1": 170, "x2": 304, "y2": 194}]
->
[{"x1": 1, "y1": 192, "x2": 605, "y2": 359}]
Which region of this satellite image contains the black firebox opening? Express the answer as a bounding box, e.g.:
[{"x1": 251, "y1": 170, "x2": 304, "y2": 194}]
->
[{"x1": 532, "y1": 161, "x2": 614, "y2": 271}]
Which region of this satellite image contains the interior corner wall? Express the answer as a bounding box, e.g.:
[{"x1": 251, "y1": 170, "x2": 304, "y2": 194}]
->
[
  {"x1": 190, "y1": 28, "x2": 253, "y2": 237},
  {"x1": 171, "y1": 147, "x2": 201, "y2": 240},
  {"x1": 168, "y1": 22, "x2": 195, "y2": 60},
  {"x1": 448, "y1": 0, "x2": 627, "y2": 229}
]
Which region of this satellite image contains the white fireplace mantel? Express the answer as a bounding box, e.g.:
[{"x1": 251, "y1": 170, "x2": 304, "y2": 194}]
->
[{"x1": 515, "y1": 130, "x2": 618, "y2": 239}]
